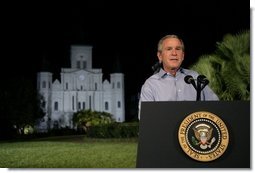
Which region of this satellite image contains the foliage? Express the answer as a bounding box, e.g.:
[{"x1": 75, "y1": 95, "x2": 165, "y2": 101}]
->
[
  {"x1": 72, "y1": 109, "x2": 115, "y2": 133},
  {"x1": 190, "y1": 30, "x2": 250, "y2": 100},
  {"x1": 87, "y1": 122, "x2": 139, "y2": 138},
  {"x1": 0, "y1": 77, "x2": 45, "y2": 139},
  {"x1": 23, "y1": 125, "x2": 34, "y2": 135}
]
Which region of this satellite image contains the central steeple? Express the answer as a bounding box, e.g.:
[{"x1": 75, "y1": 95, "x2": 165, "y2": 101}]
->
[{"x1": 70, "y1": 45, "x2": 92, "y2": 70}]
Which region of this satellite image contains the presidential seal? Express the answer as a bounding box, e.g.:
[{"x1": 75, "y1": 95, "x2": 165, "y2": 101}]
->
[{"x1": 178, "y1": 111, "x2": 229, "y2": 162}]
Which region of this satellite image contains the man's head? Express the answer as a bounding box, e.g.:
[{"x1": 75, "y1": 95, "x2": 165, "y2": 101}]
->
[{"x1": 157, "y1": 35, "x2": 185, "y2": 74}]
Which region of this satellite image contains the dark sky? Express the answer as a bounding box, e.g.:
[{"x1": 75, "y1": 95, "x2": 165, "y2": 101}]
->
[{"x1": 2, "y1": 1, "x2": 250, "y2": 119}]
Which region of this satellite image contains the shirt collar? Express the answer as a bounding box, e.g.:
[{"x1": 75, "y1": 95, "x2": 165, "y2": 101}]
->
[{"x1": 158, "y1": 68, "x2": 184, "y2": 78}]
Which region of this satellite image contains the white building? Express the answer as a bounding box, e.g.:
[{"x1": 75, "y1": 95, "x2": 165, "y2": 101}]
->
[{"x1": 37, "y1": 45, "x2": 125, "y2": 131}]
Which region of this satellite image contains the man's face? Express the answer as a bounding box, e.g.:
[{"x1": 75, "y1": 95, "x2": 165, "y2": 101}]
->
[{"x1": 157, "y1": 37, "x2": 184, "y2": 72}]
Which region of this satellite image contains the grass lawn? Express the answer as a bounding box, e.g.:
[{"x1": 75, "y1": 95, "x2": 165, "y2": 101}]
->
[{"x1": 0, "y1": 135, "x2": 138, "y2": 168}]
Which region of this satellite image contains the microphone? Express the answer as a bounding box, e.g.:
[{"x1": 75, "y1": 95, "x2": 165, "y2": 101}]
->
[
  {"x1": 197, "y1": 75, "x2": 209, "y2": 90},
  {"x1": 184, "y1": 75, "x2": 194, "y2": 84},
  {"x1": 184, "y1": 74, "x2": 210, "y2": 101},
  {"x1": 184, "y1": 75, "x2": 197, "y2": 89}
]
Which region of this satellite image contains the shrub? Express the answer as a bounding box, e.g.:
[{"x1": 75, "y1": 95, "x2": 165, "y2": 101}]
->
[{"x1": 87, "y1": 122, "x2": 139, "y2": 138}]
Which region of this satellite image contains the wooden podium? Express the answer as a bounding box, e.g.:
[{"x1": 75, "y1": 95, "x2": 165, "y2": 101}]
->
[{"x1": 136, "y1": 101, "x2": 250, "y2": 168}]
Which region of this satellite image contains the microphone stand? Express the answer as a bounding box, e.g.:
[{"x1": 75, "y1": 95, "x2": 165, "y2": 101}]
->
[
  {"x1": 184, "y1": 75, "x2": 209, "y2": 101},
  {"x1": 196, "y1": 79, "x2": 201, "y2": 101},
  {"x1": 196, "y1": 75, "x2": 209, "y2": 101}
]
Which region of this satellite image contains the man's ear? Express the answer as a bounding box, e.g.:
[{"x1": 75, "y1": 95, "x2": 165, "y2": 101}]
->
[{"x1": 182, "y1": 52, "x2": 185, "y2": 61}]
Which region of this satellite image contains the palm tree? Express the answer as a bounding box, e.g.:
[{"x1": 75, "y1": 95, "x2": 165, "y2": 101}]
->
[{"x1": 190, "y1": 30, "x2": 250, "y2": 100}]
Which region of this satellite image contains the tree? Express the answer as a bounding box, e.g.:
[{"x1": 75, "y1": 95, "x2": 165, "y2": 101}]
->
[
  {"x1": 0, "y1": 76, "x2": 45, "y2": 138},
  {"x1": 190, "y1": 30, "x2": 250, "y2": 100}
]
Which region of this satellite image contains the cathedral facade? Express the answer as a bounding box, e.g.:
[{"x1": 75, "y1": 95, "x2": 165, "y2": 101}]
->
[{"x1": 37, "y1": 45, "x2": 125, "y2": 131}]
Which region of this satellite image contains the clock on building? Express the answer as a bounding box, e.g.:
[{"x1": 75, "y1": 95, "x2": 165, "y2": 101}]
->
[{"x1": 79, "y1": 75, "x2": 85, "y2": 81}]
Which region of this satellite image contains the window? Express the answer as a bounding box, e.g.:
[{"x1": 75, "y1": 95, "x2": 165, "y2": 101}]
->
[
  {"x1": 54, "y1": 102, "x2": 58, "y2": 111},
  {"x1": 117, "y1": 101, "x2": 121, "y2": 108},
  {"x1": 83, "y1": 61, "x2": 87, "y2": 69},
  {"x1": 105, "y1": 102, "x2": 109, "y2": 110},
  {"x1": 95, "y1": 83, "x2": 97, "y2": 90},
  {"x1": 72, "y1": 96, "x2": 74, "y2": 110},
  {"x1": 83, "y1": 102, "x2": 85, "y2": 109},
  {"x1": 78, "y1": 102, "x2": 81, "y2": 110},
  {"x1": 89, "y1": 96, "x2": 92, "y2": 109},
  {"x1": 42, "y1": 81, "x2": 46, "y2": 88},
  {"x1": 117, "y1": 82, "x2": 121, "y2": 88},
  {"x1": 49, "y1": 82, "x2": 51, "y2": 89},
  {"x1": 66, "y1": 83, "x2": 68, "y2": 90},
  {"x1": 77, "y1": 61, "x2": 80, "y2": 68},
  {"x1": 112, "y1": 82, "x2": 115, "y2": 89}
]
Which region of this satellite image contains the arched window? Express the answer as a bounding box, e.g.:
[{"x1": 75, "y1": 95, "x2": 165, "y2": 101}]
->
[
  {"x1": 42, "y1": 81, "x2": 46, "y2": 88},
  {"x1": 117, "y1": 101, "x2": 121, "y2": 108},
  {"x1": 54, "y1": 102, "x2": 58, "y2": 111},
  {"x1": 83, "y1": 61, "x2": 87, "y2": 69},
  {"x1": 89, "y1": 96, "x2": 92, "y2": 109},
  {"x1": 105, "y1": 102, "x2": 109, "y2": 110},
  {"x1": 72, "y1": 96, "x2": 74, "y2": 110},
  {"x1": 78, "y1": 102, "x2": 81, "y2": 110},
  {"x1": 117, "y1": 82, "x2": 121, "y2": 88},
  {"x1": 77, "y1": 61, "x2": 80, "y2": 68}
]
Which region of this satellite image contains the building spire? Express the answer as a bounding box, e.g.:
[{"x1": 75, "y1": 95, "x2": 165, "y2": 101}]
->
[
  {"x1": 40, "y1": 56, "x2": 51, "y2": 72},
  {"x1": 112, "y1": 52, "x2": 122, "y2": 73}
]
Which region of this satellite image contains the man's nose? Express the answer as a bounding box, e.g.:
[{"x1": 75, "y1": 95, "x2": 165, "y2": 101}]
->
[{"x1": 171, "y1": 49, "x2": 177, "y2": 55}]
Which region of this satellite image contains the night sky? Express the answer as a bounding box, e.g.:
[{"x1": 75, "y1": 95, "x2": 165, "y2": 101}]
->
[{"x1": 2, "y1": 1, "x2": 250, "y2": 120}]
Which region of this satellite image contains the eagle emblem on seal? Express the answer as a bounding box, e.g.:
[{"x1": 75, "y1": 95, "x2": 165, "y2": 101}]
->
[{"x1": 192, "y1": 123, "x2": 216, "y2": 149}]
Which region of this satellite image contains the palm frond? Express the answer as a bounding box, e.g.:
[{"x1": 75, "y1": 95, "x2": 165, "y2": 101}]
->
[{"x1": 189, "y1": 30, "x2": 250, "y2": 100}]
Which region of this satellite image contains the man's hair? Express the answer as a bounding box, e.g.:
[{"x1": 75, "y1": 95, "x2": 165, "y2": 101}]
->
[{"x1": 157, "y1": 34, "x2": 185, "y2": 52}]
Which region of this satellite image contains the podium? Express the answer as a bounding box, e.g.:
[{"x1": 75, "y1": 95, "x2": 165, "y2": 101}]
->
[{"x1": 136, "y1": 101, "x2": 250, "y2": 168}]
